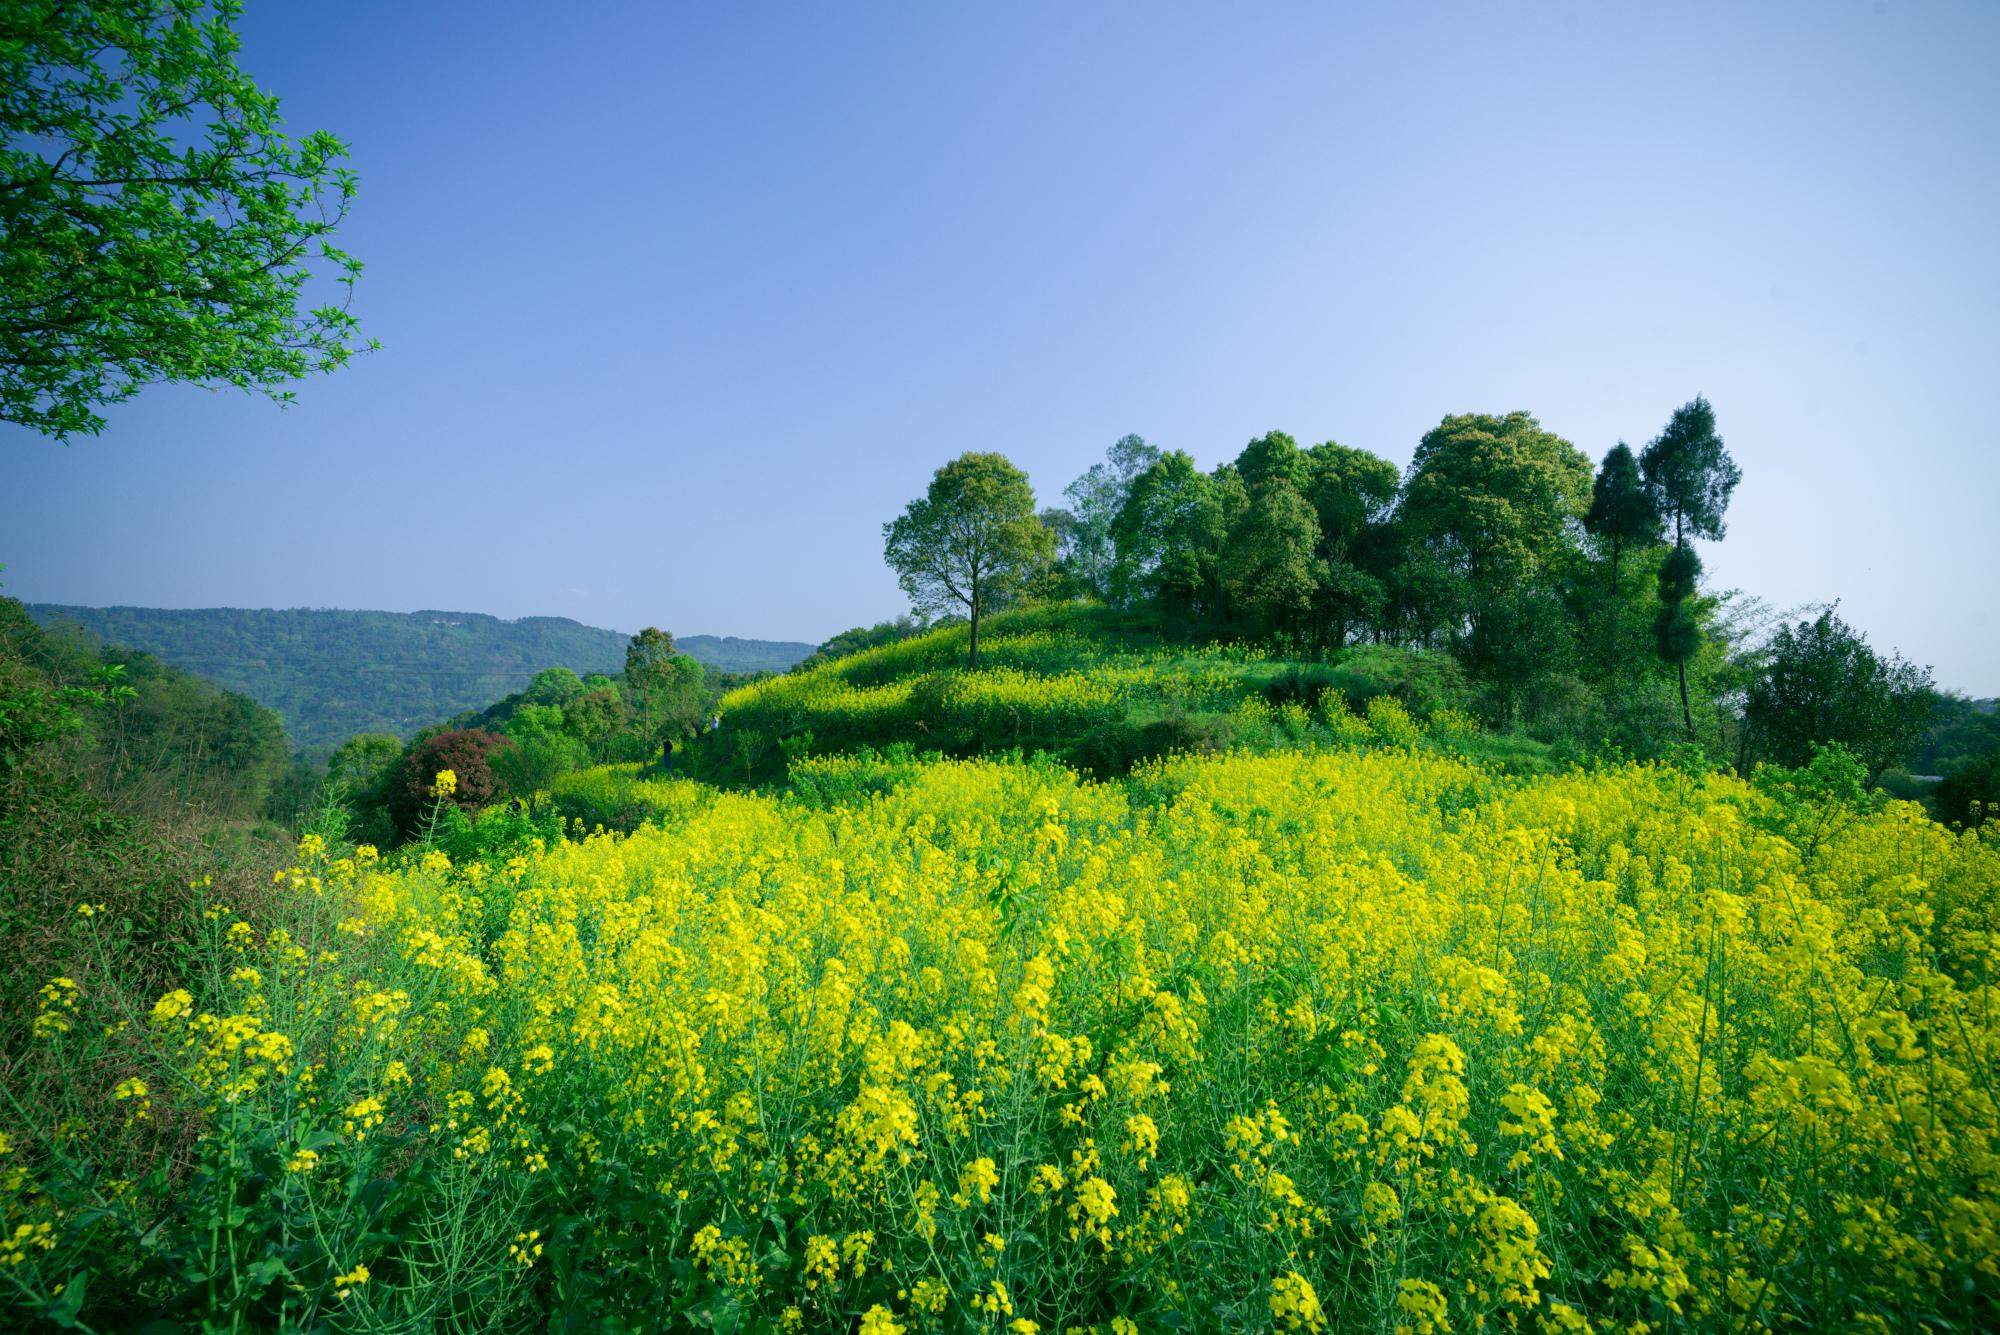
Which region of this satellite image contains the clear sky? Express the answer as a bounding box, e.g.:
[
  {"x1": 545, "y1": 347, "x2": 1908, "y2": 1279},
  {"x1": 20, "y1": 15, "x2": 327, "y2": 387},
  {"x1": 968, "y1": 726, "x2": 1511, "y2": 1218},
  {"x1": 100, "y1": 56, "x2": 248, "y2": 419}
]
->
[{"x1": 5, "y1": 1, "x2": 1997, "y2": 691}]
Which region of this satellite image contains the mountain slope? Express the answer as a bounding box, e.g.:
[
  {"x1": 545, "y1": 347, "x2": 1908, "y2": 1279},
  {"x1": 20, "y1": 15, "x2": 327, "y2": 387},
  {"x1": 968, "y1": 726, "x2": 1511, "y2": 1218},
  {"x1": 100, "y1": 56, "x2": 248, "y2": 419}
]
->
[{"x1": 26, "y1": 605, "x2": 812, "y2": 751}]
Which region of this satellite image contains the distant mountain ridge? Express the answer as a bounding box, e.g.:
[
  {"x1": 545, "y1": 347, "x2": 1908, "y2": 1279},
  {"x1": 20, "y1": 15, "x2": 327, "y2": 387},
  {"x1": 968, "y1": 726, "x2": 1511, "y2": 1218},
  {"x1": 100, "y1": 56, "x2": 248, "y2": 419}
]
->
[{"x1": 26, "y1": 605, "x2": 813, "y2": 752}]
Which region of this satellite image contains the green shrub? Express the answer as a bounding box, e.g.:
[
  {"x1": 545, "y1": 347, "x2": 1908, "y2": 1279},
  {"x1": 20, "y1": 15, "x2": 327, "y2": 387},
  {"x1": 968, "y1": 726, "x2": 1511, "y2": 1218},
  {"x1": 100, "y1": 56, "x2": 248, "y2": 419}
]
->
[{"x1": 1325, "y1": 644, "x2": 1470, "y2": 716}]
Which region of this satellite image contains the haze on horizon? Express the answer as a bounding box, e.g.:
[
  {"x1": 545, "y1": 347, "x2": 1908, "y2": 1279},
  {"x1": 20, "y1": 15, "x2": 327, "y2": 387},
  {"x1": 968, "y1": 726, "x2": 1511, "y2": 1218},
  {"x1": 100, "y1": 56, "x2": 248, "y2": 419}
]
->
[{"x1": 4, "y1": 1, "x2": 1996, "y2": 693}]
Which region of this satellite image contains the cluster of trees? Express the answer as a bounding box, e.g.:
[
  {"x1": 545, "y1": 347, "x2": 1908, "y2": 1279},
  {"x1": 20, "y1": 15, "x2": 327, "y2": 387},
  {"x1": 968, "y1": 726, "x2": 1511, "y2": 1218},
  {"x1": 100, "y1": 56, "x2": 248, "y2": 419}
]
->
[
  {"x1": 316, "y1": 628, "x2": 747, "y2": 845},
  {"x1": 3, "y1": 596, "x2": 289, "y2": 821},
  {"x1": 883, "y1": 402, "x2": 1965, "y2": 786}
]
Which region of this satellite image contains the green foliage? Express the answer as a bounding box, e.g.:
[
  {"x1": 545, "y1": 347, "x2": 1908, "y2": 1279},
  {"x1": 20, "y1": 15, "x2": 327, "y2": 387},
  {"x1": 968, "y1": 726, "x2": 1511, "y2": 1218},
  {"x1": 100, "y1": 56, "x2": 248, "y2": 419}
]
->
[
  {"x1": 1399, "y1": 411, "x2": 1594, "y2": 611},
  {"x1": 689, "y1": 605, "x2": 1482, "y2": 787},
  {"x1": 783, "y1": 742, "x2": 935, "y2": 808},
  {"x1": 1746, "y1": 609, "x2": 1936, "y2": 782},
  {"x1": 390, "y1": 729, "x2": 511, "y2": 834},
  {"x1": 1749, "y1": 741, "x2": 1881, "y2": 858},
  {"x1": 1915, "y1": 693, "x2": 2000, "y2": 776},
  {"x1": 1219, "y1": 468, "x2": 1321, "y2": 638},
  {"x1": 545, "y1": 762, "x2": 710, "y2": 832},
  {"x1": 883, "y1": 451, "x2": 1055, "y2": 668},
  {"x1": 9, "y1": 599, "x2": 288, "y2": 819},
  {"x1": 1638, "y1": 397, "x2": 1741, "y2": 738},
  {"x1": 1057, "y1": 433, "x2": 1160, "y2": 598},
  {"x1": 794, "y1": 618, "x2": 924, "y2": 674},
  {"x1": 433, "y1": 795, "x2": 565, "y2": 865},
  {"x1": 1584, "y1": 442, "x2": 1663, "y2": 568},
  {"x1": 1320, "y1": 643, "x2": 1472, "y2": 717},
  {"x1": 1109, "y1": 449, "x2": 1225, "y2": 616},
  {"x1": 328, "y1": 732, "x2": 403, "y2": 790},
  {"x1": 1396, "y1": 411, "x2": 1594, "y2": 689},
  {"x1": 521, "y1": 666, "x2": 585, "y2": 707},
  {"x1": 626, "y1": 629, "x2": 709, "y2": 742},
  {"x1": 1, "y1": 0, "x2": 371, "y2": 438},
  {"x1": 1640, "y1": 395, "x2": 1742, "y2": 544},
  {"x1": 490, "y1": 731, "x2": 588, "y2": 796},
  {"x1": 1935, "y1": 751, "x2": 2000, "y2": 828}
]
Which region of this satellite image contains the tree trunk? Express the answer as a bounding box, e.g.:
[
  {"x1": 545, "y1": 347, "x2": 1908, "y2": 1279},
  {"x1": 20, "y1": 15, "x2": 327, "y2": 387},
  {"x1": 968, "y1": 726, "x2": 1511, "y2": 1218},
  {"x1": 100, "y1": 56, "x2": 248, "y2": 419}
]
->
[
  {"x1": 1678, "y1": 657, "x2": 1695, "y2": 740},
  {"x1": 1673, "y1": 519, "x2": 1695, "y2": 740},
  {"x1": 968, "y1": 593, "x2": 980, "y2": 671}
]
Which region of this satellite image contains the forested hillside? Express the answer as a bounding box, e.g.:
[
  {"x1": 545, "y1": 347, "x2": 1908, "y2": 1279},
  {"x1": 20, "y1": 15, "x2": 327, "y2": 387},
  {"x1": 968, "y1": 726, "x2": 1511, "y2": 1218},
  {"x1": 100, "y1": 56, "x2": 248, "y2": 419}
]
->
[{"x1": 25, "y1": 605, "x2": 812, "y2": 750}]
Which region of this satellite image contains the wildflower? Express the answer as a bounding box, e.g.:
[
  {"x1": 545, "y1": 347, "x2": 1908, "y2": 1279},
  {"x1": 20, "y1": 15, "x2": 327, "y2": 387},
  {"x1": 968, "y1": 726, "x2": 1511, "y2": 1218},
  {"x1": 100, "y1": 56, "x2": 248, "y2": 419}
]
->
[
  {"x1": 114, "y1": 1077, "x2": 151, "y2": 1123},
  {"x1": 1270, "y1": 1272, "x2": 1325, "y2": 1331},
  {"x1": 431, "y1": 769, "x2": 457, "y2": 798},
  {"x1": 1124, "y1": 1113, "x2": 1159, "y2": 1167},
  {"x1": 509, "y1": 1230, "x2": 543, "y2": 1267},
  {"x1": 32, "y1": 977, "x2": 78, "y2": 1039},
  {"x1": 334, "y1": 1264, "x2": 371, "y2": 1300},
  {"x1": 956, "y1": 1155, "x2": 1000, "y2": 1206},
  {"x1": 1395, "y1": 1278, "x2": 1450, "y2": 1335},
  {"x1": 859, "y1": 1307, "x2": 904, "y2": 1335}
]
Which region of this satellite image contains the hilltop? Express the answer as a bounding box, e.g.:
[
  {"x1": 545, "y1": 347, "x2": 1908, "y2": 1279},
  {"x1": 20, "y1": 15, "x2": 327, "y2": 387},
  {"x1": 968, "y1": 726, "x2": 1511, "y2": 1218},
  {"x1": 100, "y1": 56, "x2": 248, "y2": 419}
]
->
[
  {"x1": 25, "y1": 604, "x2": 812, "y2": 751},
  {"x1": 529, "y1": 603, "x2": 1545, "y2": 829}
]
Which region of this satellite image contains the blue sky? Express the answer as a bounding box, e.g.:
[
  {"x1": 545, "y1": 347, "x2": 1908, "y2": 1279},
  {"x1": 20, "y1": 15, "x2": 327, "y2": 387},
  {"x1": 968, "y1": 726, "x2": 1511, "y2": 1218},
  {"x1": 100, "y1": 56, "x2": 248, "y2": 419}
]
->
[{"x1": 5, "y1": 0, "x2": 1997, "y2": 691}]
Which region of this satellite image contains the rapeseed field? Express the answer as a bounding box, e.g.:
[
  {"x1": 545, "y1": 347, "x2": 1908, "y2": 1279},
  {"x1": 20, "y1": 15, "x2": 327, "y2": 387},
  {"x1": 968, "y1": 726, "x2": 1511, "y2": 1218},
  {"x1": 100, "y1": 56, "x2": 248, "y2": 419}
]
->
[{"x1": 6, "y1": 729, "x2": 1996, "y2": 1331}]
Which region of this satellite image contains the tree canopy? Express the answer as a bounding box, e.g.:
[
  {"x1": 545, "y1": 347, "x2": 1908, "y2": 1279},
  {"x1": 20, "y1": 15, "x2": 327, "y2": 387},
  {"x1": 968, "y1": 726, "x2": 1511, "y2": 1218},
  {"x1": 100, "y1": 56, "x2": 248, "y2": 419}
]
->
[
  {"x1": 1, "y1": 0, "x2": 375, "y2": 438},
  {"x1": 1640, "y1": 396, "x2": 1741, "y2": 735},
  {"x1": 1641, "y1": 396, "x2": 1741, "y2": 544},
  {"x1": 1746, "y1": 609, "x2": 1935, "y2": 783},
  {"x1": 1054, "y1": 434, "x2": 1160, "y2": 599},
  {"x1": 883, "y1": 452, "x2": 1054, "y2": 668}
]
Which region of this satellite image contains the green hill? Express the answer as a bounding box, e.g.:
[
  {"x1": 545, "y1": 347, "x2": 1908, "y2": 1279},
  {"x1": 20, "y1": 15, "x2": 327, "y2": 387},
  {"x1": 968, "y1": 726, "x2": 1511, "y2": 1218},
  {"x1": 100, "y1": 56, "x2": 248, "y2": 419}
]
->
[
  {"x1": 25, "y1": 605, "x2": 812, "y2": 752},
  {"x1": 518, "y1": 604, "x2": 1543, "y2": 826}
]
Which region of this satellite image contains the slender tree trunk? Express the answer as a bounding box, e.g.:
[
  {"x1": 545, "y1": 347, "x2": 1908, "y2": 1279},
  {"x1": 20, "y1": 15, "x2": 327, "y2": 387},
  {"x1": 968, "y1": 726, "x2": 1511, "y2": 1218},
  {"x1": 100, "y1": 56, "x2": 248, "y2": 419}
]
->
[
  {"x1": 1678, "y1": 657, "x2": 1695, "y2": 740},
  {"x1": 968, "y1": 590, "x2": 980, "y2": 670}
]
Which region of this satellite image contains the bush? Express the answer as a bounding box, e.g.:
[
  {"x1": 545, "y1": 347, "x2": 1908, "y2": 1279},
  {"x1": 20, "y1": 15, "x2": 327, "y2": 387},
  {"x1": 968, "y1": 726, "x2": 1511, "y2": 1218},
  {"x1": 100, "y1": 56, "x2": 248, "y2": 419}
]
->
[
  {"x1": 1935, "y1": 751, "x2": 2000, "y2": 828},
  {"x1": 547, "y1": 763, "x2": 709, "y2": 832},
  {"x1": 390, "y1": 728, "x2": 512, "y2": 834},
  {"x1": 490, "y1": 732, "x2": 589, "y2": 796},
  {"x1": 1325, "y1": 644, "x2": 1470, "y2": 716}
]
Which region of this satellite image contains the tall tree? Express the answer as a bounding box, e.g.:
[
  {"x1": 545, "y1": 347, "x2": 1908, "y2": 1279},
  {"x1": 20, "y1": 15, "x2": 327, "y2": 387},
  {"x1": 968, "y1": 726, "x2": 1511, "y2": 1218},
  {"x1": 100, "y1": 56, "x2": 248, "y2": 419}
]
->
[
  {"x1": 1219, "y1": 477, "x2": 1322, "y2": 639},
  {"x1": 2, "y1": 0, "x2": 371, "y2": 439},
  {"x1": 883, "y1": 452, "x2": 1054, "y2": 669},
  {"x1": 625, "y1": 628, "x2": 696, "y2": 738},
  {"x1": 1583, "y1": 442, "x2": 1664, "y2": 671},
  {"x1": 1396, "y1": 411, "x2": 1593, "y2": 690},
  {"x1": 1745, "y1": 609, "x2": 1935, "y2": 783},
  {"x1": 1109, "y1": 450, "x2": 1225, "y2": 618},
  {"x1": 1640, "y1": 397, "x2": 1741, "y2": 738},
  {"x1": 1059, "y1": 434, "x2": 1161, "y2": 598},
  {"x1": 1233, "y1": 430, "x2": 1309, "y2": 492},
  {"x1": 1303, "y1": 441, "x2": 1400, "y2": 646}
]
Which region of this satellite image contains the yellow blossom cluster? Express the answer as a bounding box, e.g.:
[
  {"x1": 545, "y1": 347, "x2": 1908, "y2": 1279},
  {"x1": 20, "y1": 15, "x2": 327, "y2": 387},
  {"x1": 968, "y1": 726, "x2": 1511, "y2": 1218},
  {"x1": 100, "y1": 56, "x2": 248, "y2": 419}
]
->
[
  {"x1": 7, "y1": 744, "x2": 1996, "y2": 1332},
  {"x1": 303, "y1": 746, "x2": 2000, "y2": 1328}
]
